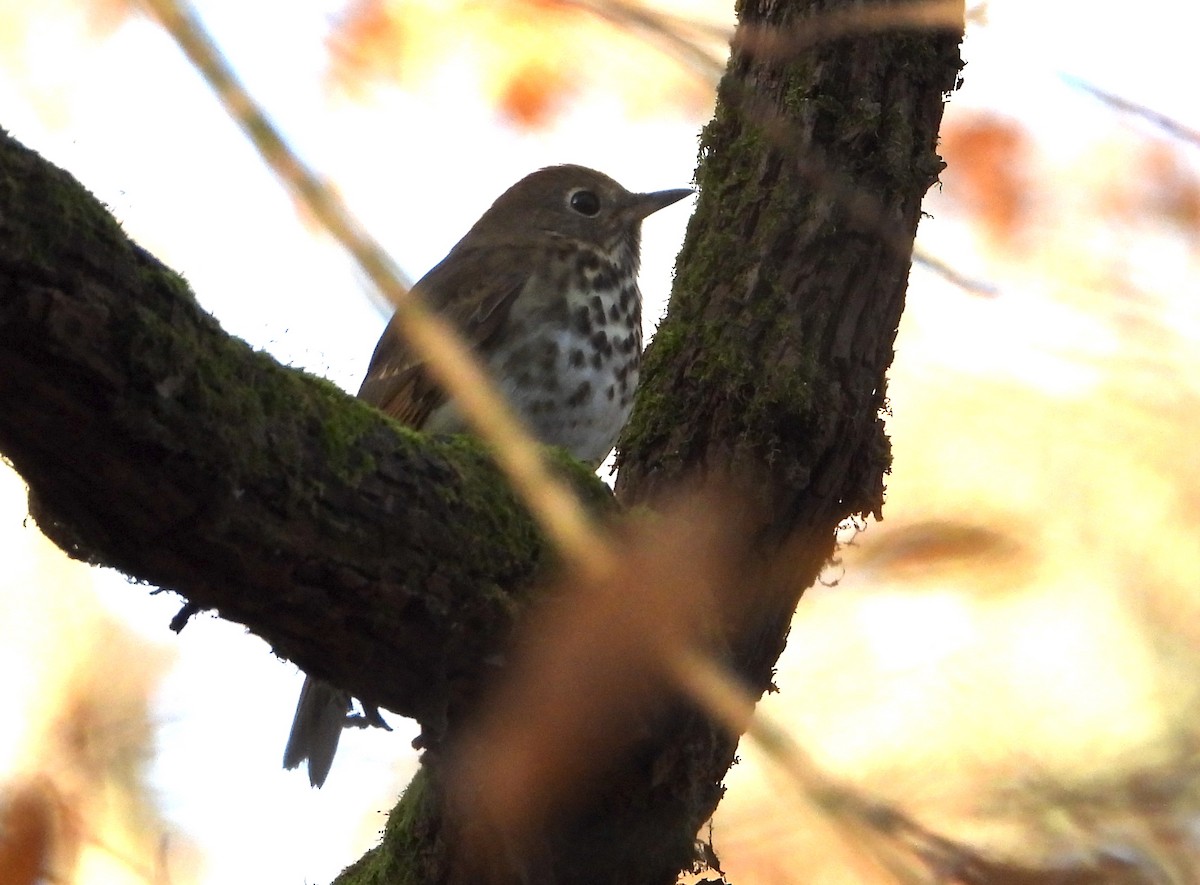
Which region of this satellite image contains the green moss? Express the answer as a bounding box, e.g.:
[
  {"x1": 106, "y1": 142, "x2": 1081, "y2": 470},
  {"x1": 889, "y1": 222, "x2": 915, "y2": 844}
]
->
[
  {"x1": 428, "y1": 435, "x2": 542, "y2": 583},
  {"x1": 781, "y1": 71, "x2": 816, "y2": 117},
  {"x1": 0, "y1": 133, "x2": 132, "y2": 280},
  {"x1": 307, "y1": 375, "x2": 386, "y2": 479},
  {"x1": 626, "y1": 27, "x2": 908, "y2": 477},
  {"x1": 0, "y1": 134, "x2": 397, "y2": 507},
  {"x1": 334, "y1": 768, "x2": 438, "y2": 885},
  {"x1": 424, "y1": 435, "x2": 615, "y2": 581}
]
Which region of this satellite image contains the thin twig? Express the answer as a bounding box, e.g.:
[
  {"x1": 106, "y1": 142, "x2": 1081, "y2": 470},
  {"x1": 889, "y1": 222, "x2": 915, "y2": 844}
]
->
[
  {"x1": 137, "y1": 0, "x2": 618, "y2": 585},
  {"x1": 1062, "y1": 74, "x2": 1200, "y2": 148},
  {"x1": 554, "y1": 0, "x2": 730, "y2": 83},
  {"x1": 914, "y1": 247, "x2": 998, "y2": 296}
]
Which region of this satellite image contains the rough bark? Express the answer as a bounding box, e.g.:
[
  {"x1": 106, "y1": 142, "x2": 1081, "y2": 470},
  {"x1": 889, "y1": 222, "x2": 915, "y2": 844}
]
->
[
  {"x1": 0, "y1": 0, "x2": 962, "y2": 879},
  {"x1": 620, "y1": 0, "x2": 964, "y2": 734}
]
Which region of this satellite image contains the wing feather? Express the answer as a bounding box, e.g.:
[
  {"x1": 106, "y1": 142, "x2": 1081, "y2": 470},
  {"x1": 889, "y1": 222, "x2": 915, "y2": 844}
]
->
[{"x1": 356, "y1": 244, "x2": 532, "y2": 429}]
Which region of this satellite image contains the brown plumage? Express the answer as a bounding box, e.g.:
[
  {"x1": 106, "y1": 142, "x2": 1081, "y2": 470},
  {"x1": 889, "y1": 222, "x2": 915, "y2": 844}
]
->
[
  {"x1": 283, "y1": 165, "x2": 691, "y2": 786},
  {"x1": 356, "y1": 164, "x2": 692, "y2": 462}
]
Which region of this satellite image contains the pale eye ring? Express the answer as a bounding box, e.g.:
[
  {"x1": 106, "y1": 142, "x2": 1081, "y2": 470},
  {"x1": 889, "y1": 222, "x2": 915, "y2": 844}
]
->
[{"x1": 569, "y1": 189, "x2": 601, "y2": 216}]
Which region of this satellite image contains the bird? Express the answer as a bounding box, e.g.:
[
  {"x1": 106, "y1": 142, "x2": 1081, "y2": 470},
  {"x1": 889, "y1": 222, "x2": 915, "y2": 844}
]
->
[{"x1": 282, "y1": 164, "x2": 692, "y2": 787}]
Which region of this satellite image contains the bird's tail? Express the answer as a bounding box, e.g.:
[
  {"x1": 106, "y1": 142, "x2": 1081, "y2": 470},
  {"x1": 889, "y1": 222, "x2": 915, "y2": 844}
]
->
[{"x1": 282, "y1": 675, "x2": 352, "y2": 788}]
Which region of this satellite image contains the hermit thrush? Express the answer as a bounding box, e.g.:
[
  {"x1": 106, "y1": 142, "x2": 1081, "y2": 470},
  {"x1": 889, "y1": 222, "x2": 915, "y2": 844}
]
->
[{"x1": 283, "y1": 165, "x2": 692, "y2": 786}]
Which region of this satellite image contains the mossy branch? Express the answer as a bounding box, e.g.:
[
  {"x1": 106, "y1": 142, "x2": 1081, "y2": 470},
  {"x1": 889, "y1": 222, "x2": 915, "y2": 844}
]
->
[{"x1": 0, "y1": 125, "x2": 609, "y2": 731}]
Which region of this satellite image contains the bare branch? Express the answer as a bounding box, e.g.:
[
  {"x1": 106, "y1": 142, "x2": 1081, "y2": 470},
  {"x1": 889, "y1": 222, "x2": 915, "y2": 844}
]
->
[
  {"x1": 913, "y1": 247, "x2": 998, "y2": 296},
  {"x1": 1063, "y1": 74, "x2": 1200, "y2": 147}
]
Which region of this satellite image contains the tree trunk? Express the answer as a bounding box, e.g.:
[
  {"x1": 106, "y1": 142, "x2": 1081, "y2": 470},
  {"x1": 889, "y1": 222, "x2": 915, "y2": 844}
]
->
[
  {"x1": 0, "y1": 0, "x2": 962, "y2": 880},
  {"x1": 619, "y1": 0, "x2": 966, "y2": 801}
]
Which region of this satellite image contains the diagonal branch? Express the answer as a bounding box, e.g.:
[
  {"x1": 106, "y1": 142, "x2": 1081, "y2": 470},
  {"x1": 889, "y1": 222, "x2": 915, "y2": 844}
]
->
[{"x1": 0, "y1": 127, "x2": 609, "y2": 733}]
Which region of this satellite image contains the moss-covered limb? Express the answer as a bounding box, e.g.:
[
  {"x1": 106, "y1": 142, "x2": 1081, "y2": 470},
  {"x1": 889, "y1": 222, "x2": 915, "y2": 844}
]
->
[
  {"x1": 619, "y1": 0, "x2": 962, "y2": 527},
  {"x1": 335, "y1": 767, "x2": 442, "y2": 885},
  {"x1": 0, "y1": 126, "x2": 609, "y2": 730}
]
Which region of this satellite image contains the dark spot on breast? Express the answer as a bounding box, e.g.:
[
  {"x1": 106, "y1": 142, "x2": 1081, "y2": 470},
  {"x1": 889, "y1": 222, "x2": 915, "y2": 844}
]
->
[
  {"x1": 569, "y1": 348, "x2": 586, "y2": 368},
  {"x1": 591, "y1": 351, "x2": 603, "y2": 370},
  {"x1": 590, "y1": 331, "x2": 612, "y2": 357},
  {"x1": 567, "y1": 381, "x2": 591, "y2": 407},
  {"x1": 619, "y1": 285, "x2": 636, "y2": 311},
  {"x1": 595, "y1": 265, "x2": 618, "y2": 291},
  {"x1": 577, "y1": 250, "x2": 600, "y2": 273},
  {"x1": 606, "y1": 384, "x2": 615, "y2": 400},
  {"x1": 574, "y1": 305, "x2": 591, "y2": 335},
  {"x1": 538, "y1": 341, "x2": 559, "y2": 372},
  {"x1": 608, "y1": 302, "x2": 622, "y2": 322},
  {"x1": 590, "y1": 295, "x2": 607, "y2": 326},
  {"x1": 616, "y1": 332, "x2": 636, "y2": 355}
]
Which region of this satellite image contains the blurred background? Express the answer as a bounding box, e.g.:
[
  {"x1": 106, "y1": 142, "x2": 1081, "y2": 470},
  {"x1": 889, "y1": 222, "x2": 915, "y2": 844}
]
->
[{"x1": 1, "y1": 1, "x2": 1199, "y2": 882}]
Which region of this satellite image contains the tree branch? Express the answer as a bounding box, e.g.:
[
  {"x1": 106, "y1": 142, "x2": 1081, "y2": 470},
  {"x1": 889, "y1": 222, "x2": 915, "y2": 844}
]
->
[{"x1": 0, "y1": 126, "x2": 609, "y2": 733}]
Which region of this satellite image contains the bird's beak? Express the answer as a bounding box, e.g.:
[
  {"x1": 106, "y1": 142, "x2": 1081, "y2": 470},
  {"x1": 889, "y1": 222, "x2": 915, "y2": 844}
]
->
[{"x1": 630, "y1": 187, "x2": 694, "y2": 220}]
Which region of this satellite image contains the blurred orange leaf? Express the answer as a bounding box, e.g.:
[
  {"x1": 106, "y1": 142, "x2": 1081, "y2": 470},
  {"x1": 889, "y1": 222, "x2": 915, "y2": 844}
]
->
[
  {"x1": 84, "y1": 0, "x2": 135, "y2": 37},
  {"x1": 939, "y1": 113, "x2": 1033, "y2": 242},
  {"x1": 853, "y1": 520, "x2": 1032, "y2": 590},
  {"x1": 498, "y1": 58, "x2": 573, "y2": 128},
  {"x1": 331, "y1": 0, "x2": 410, "y2": 87},
  {"x1": 1135, "y1": 140, "x2": 1200, "y2": 229},
  {"x1": 328, "y1": 0, "x2": 722, "y2": 126},
  {"x1": 0, "y1": 781, "x2": 58, "y2": 885}
]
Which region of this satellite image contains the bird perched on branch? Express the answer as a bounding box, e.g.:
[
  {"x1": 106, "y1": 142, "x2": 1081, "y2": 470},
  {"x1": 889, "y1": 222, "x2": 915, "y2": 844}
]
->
[{"x1": 283, "y1": 164, "x2": 692, "y2": 786}]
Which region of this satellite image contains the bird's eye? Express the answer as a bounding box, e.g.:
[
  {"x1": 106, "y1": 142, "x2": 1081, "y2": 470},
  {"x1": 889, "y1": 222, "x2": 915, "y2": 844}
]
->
[{"x1": 569, "y1": 189, "x2": 601, "y2": 216}]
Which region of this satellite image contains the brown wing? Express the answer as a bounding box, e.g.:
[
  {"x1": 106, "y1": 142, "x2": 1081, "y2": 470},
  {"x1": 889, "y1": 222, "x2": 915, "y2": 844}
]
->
[{"x1": 356, "y1": 243, "x2": 532, "y2": 429}]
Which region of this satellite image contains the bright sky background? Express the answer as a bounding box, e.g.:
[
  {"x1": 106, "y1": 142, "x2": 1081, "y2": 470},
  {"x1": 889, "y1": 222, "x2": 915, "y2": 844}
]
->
[{"x1": 2, "y1": 1, "x2": 1198, "y2": 882}]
